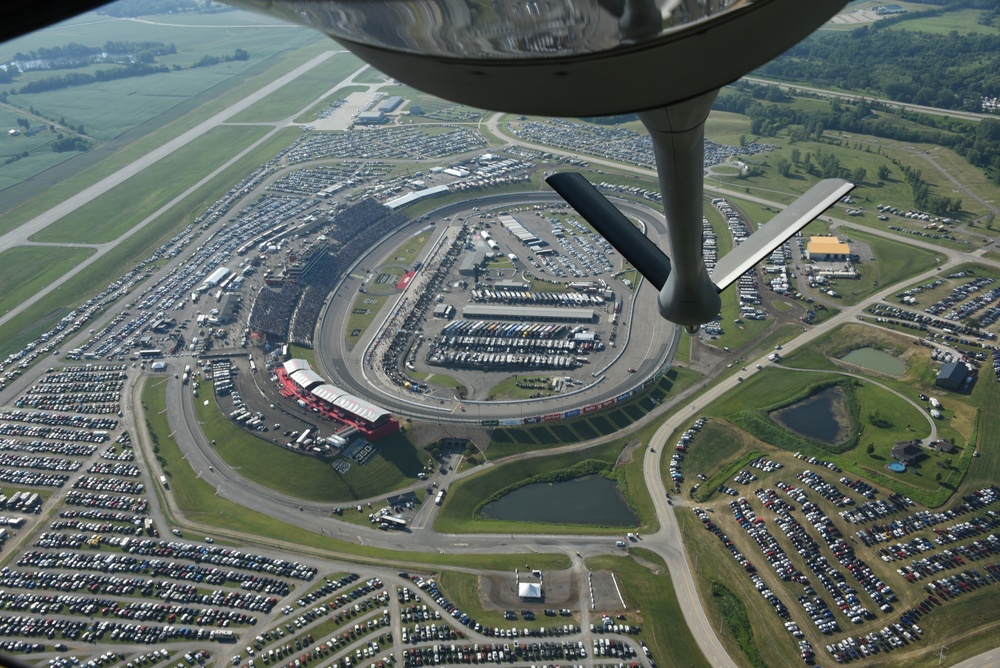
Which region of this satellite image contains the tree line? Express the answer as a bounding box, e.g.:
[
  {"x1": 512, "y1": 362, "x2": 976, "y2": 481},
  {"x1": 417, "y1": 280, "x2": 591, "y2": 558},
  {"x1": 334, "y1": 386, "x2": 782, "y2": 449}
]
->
[
  {"x1": 14, "y1": 63, "x2": 170, "y2": 94},
  {"x1": 192, "y1": 49, "x2": 250, "y2": 68},
  {"x1": 9, "y1": 41, "x2": 176, "y2": 65},
  {"x1": 754, "y1": 16, "x2": 1000, "y2": 112},
  {"x1": 715, "y1": 85, "x2": 1000, "y2": 186}
]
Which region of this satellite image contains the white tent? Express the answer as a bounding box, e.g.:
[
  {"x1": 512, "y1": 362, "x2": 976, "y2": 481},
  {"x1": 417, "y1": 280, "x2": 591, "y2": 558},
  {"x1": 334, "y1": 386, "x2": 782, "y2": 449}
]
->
[{"x1": 518, "y1": 582, "x2": 541, "y2": 599}]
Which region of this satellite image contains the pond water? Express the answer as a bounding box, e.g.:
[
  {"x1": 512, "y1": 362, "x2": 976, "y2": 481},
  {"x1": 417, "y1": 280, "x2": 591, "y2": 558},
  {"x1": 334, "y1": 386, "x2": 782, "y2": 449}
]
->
[
  {"x1": 771, "y1": 385, "x2": 851, "y2": 444},
  {"x1": 480, "y1": 474, "x2": 638, "y2": 526},
  {"x1": 841, "y1": 347, "x2": 906, "y2": 376}
]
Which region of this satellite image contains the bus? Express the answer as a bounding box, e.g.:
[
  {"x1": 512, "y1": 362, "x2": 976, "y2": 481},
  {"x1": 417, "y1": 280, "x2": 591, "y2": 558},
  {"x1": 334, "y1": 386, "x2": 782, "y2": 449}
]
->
[{"x1": 139, "y1": 349, "x2": 163, "y2": 358}]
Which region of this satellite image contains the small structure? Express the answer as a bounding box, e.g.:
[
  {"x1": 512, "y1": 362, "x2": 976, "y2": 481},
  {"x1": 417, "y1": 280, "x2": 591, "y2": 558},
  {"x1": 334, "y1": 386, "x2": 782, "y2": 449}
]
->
[
  {"x1": 433, "y1": 303, "x2": 454, "y2": 319},
  {"x1": 806, "y1": 236, "x2": 851, "y2": 262},
  {"x1": 875, "y1": 4, "x2": 907, "y2": 15},
  {"x1": 891, "y1": 440, "x2": 924, "y2": 465},
  {"x1": 928, "y1": 439, "x2": 955, "y2": 454},
  {"x1": 518, "y1": 582, "x2": 542, "y2": 599},
  {"x1": 378, "y1": 95, "x2": 404, "y2": 113},
  {"x1": 935, "y1": 361, "x2": 967, "y2": 390},
  {"x1": 356, "y1": 111, "x2": 387, "y2": 125}
]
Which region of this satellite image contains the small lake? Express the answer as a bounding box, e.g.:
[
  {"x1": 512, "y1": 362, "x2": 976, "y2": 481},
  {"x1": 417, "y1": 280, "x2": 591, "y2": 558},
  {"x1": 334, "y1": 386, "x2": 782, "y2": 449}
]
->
[
  {"x1": 770, "y1": 385, "x2": 851, "y2": 444},
  {"x1": 480, "y1": 474, "x2": 638, "y2": 526},
  {"x1": 841, "y1": 347, "x2": 906, "y2": 376}
]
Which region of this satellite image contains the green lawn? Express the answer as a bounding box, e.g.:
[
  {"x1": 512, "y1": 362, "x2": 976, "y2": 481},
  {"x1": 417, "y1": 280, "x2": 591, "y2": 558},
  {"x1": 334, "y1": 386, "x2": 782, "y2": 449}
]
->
[
  {"x1": 30, "y1": 124, "x2": 272, "y2": 244},
  {"x1": 228, "y1": 54, "x2": 365, "y2": 123},
  {"x1": 587, "y1": 549, "x2": 710, "y2": 668},
  {"x1": 194, "y1": 382, "x2": 429, "y2": 502},
  {"x1": 0, "y1": 246, "x2": 95, "y2": 318}
]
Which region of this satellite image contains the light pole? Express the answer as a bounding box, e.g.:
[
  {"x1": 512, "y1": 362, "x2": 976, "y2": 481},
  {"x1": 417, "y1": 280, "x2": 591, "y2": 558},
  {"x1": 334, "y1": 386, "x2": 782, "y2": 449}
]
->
[{"x1": 939, "y1": 645, "x2": 948, "y2": 665}]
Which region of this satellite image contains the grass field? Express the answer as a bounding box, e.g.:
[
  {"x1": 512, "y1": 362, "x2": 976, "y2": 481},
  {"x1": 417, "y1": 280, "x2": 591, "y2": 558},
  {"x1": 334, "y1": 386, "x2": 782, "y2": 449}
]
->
[
  {"x1": 140, "y1": 376, "x2": 570, "y2": 571},
  {"x1": 30, "y1": 124, "x2": 272, "y2": 244},
  {"x1": 670, "y1": 419, "x2": 759, "y2": 488},
  {"x1": 586, "y1": 549, "x2": 710, "y2": 668},
  {"x1": 0, "y1": 246, "x2": 95, "y2": 318},
  {"x1": 485, "y1": 369, "x2": 699, "y2": 459},
  {"x1": 194, "y1": 381, "x2": 429, "y2": 502},
  {"x1": 346, "y1": 294, "x2": 390, "y2": 349},
  {"x1": 486, "y1": 375, "x2": 560, "y2": 400},
  {"x1": 700, "y1": 321, "x2": 987, "y2": 506},
  {"x1": 0, "y1": 29, "x2": 329, "y2": 228},
  {"x1": 7, "y1": 23, "x2": 319, "y2": 140}
]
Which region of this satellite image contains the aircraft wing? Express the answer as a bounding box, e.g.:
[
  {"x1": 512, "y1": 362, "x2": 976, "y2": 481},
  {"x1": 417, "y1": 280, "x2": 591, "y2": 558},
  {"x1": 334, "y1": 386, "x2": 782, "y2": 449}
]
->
[
  {"x1": 546, "y1": 172, "x2": 672, "y2": 290},
  {"x1": 710, "y1": 178, "x2": 854, "y2": 291}
]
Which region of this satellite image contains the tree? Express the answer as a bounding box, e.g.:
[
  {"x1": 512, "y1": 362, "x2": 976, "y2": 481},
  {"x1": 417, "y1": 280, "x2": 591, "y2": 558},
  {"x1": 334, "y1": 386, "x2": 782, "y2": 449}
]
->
[
  {"x1": 852, "y1": 167, "x2": 867, "y2": 184},
  {"x1": 877, "y1": 165, "x2": 891, "y2": 181},
  {"x1": 777, "y1": 158, "x2": 792, "y2": 178},
  {"x1": 790, "y1": 147, "x2": 801, "y2": 165},
  {"x1": 866, "y1": 443, "x2": 875, "y2": 456}
]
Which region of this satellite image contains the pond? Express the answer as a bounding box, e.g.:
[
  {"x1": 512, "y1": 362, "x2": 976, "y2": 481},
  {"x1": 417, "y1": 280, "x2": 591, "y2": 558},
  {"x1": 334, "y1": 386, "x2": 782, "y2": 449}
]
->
[
  {"x1": 480, "y1": 474, "x2": 638, "y2": 526},
  {"x1": 770, "y1": 385, "x2": 852, "y2": 445},
  {"x1": 841, "y1": 347, "x2": 906, "y2": 376}
]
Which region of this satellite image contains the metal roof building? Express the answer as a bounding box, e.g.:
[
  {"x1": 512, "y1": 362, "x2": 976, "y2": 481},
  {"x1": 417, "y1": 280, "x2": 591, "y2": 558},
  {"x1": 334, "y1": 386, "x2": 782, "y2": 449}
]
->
[
  {"x1": 331, "y1": 394, "x2": 392, "y2": 425},
  {"x1": 935, "y1": 361, "x2": 968, "y2": 390},
  {"x1": 807, "y1": 236, "x2": 850, "y2": 261},
  {"x1": 463, "y1": 304, "x2": 596, "y2": 322},
  {"x1": 379, "y1": 95, "x2": 404, "y2": 112},
  {"x1": 290, "y1": 369, "x2": 325, "y2": 391},
  {"x1": 312, "y1": 384, "x2": 347, "y2": 405},
  {"x1": 517, "y1": 582, "x2": 542, "y2": 599},
  {"x1": 283, "y1": 359, "x2": 312, "y2": 375},
  {"x1": 386, "y1": 184, "x2": 450, "y2": 209}
]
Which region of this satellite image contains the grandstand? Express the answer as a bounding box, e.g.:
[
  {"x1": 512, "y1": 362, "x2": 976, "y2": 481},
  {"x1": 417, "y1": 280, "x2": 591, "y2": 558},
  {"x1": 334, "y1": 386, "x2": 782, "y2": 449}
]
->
[
  {"x1": 288, "y1": 198, "x2": 410, "y2": 346},
  {"x1": 249, "y1": 283, "x2": 302, "y2": 341},
  {"x1": 277, "y1": 359, "x2": 399, "y2": 440}
]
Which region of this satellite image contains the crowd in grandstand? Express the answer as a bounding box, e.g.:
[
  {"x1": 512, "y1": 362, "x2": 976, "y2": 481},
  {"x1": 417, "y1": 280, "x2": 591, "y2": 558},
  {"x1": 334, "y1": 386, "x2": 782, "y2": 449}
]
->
[
  {"x1": 288, "y1": 199, "x2": 409, "y2": 346},
  {"x1": 248, "y1": 284, "x2": 303, "y2": 340}
]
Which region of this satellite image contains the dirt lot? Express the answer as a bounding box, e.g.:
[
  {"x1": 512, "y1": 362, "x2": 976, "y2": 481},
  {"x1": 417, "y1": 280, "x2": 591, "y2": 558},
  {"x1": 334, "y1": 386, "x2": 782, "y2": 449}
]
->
[
  {"x1": 478, "y1": 564, "x2": 626, "y2": 613},
  {"x1": 589, "y1": 570, "x2": 627, "y2": 611},
  {"x1": 479, "y1": 571, "x2": 576, "y2": 610}
]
